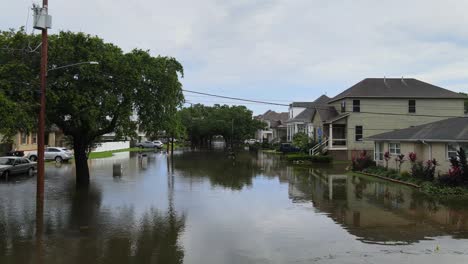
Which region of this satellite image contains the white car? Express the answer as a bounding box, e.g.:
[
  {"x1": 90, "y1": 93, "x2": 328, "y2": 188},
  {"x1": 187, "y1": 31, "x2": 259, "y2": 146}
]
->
[
  {"x1": 153, "y1": 140, "x2": 164, "y2": 148},
  {"x1": 136, "y1": 141, "x2": 158, "y2": 148},
  {"x1": 245, "y1": 139, "x2": 258, "y2": 145},
  {"x1": 27, "y1": 147, "x2": 74, "y2": 162}
]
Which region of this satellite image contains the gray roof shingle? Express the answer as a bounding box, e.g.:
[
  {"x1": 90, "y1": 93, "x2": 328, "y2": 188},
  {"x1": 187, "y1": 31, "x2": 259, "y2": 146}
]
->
[
  {"x1": 287, "y1": 108, "x2": 315, "y2": 123},
  {"x1": 329, "y1": 78, "x2": 466, "y2": 103},
  {"x1": 366, "y1": 117, "x2": 468, "y2": 142},
  {"x1": 290, "y1": 95, "x2": 330, "y2": 107}
]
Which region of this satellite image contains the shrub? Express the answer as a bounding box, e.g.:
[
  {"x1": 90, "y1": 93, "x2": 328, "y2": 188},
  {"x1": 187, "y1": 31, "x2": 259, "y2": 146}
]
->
[
  {"x1": 261, "y1": 141, "x2": 273, "y2": 149},
  {"x1": 438, "y1": 148, "x2": 467, "y2": 186},
  {"x1": 310, "y1": 155, "x2": 332, "y2": 163},
  {"x1": 384, "y1": 151, "x2": 390, "y2": 169},
  {"x1": 409, "y1": 152, "x2": 417, "y2": 162},
  {"x1": 292, "y1": 132, "x2": 314, "y2": 153},
  {"x1": 351, "y1": 150, "x2": 375, "y2": 171},
  {"x1": 285, "y1": 153, "x2": 310, "y2": 161},
  {"x1": 401, "y1": 171, "x2": 411, "y2": 178},
  {"x1": 395, "y1": 154, "x2": 405, "y2": 172}
]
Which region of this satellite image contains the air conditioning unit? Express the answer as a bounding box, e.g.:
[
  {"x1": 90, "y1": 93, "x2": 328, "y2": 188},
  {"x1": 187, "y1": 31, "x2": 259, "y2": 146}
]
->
[{"x1": 32, "y1": 6, "x2": 52, "y2": 30}]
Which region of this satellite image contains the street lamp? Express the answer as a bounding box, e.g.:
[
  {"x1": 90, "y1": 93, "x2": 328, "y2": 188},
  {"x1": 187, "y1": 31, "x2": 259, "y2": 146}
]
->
[{"x1": 48, "y1": 61, "x2": 99, "y2": 74}]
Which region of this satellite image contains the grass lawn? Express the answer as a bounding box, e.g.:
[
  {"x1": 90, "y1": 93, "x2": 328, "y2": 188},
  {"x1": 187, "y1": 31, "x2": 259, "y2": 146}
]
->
[{"x1": 87, "y1": 147, "x2": 155, "y2": 159}]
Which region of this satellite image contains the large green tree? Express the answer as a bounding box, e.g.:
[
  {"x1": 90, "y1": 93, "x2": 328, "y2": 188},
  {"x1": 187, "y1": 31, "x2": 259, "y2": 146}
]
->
[
  {"x1": 0, "y1": 29, "x2": 39, "y2": 139},
  {"x1": 179, "y1": 104, "x2": 264, "y2": 147},
  {"x1": 0, "y1": 30, "x2": 184, "y2": 187}
]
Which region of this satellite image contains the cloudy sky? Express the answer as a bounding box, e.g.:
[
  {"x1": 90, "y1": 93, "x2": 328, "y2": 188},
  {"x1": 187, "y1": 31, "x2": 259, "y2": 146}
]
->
[{"x1": 2, "y1": 0, "x2": 468, "y2": 114}]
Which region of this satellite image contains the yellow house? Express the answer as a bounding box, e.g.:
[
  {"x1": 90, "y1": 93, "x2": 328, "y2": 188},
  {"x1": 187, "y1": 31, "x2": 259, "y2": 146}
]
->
[
  {"x1": 309, "y1": 78, "x2": 466, "y2": 160},
  {"x1": 367, "y1": 117, "x2": 468, "y2": 174}
]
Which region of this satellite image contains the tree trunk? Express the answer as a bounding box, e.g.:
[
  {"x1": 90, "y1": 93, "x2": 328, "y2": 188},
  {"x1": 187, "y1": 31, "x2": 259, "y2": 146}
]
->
[{"x1": 73, "y1": 139, "x2": 90, "y2": 187}]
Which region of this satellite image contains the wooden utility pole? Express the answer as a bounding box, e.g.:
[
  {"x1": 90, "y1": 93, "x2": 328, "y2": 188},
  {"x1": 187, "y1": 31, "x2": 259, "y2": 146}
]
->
[
  {"x1": 32, "y1": 0, "x2": 51, "y2": 241},
  {"x1": 37, "y1": 0, "x2": 48, "y2": 211}
]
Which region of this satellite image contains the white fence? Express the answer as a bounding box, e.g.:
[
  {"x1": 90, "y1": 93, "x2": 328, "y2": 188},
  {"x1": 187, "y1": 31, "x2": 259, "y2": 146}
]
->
[{"x1": 94, "y1": 141, "x2": 130, "y2": 152}]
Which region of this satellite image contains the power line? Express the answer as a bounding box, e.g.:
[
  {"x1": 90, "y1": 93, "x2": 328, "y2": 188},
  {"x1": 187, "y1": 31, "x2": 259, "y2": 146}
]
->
[
  {"x1": 182, "y1": 89, "x2": 289, "y2": 106},
  {"x1": 183, "y1": 89, "x2": 463, "y2": 118}
]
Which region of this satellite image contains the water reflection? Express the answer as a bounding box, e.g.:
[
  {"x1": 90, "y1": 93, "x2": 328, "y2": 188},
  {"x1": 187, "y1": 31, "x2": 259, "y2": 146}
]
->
[
  {"x1": 0, "y1": 154, "x2": 185, "y2": 264},
  {"x1": 2, "y1": 151, "x2": 468, "y2": 263},
  {"x1": 172, "y1": 151, "x2": 265, "y2": 190},
  {"x1": 286, "y1": 166, "x2": 468, "y2": 245}
]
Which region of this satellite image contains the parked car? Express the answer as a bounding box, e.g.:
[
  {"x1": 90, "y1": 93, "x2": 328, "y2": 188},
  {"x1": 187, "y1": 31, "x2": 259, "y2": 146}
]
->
[
  {"x1": 279, "y1": 143, "x2": 300, "y2": 153},
  {"x1": 136, "y1": 141, "x2": 158, "y2": 148},
  {"x1": 27, "y1": 147, "x2": 73, "y2": 162},
  {"x1": 153, "y1": 140, "x2": 164, "y2": 149},
  {"x1": 0, "y1": 156, "x2": 37, "y2": 178},
  {"x1": 245, "y1": 139, "x2": 259, "y2": 145}
]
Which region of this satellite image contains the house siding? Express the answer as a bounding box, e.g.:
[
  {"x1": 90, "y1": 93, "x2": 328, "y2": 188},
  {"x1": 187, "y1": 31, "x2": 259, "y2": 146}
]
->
[
  {"x1": 375, "y1": 141, "x2": 453, "y2": 174},
  {"x1": 347, "y1": 98, "x2": 464, "y2": 152}
]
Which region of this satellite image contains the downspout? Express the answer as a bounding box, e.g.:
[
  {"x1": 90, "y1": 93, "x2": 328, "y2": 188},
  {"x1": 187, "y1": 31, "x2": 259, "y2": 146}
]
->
[{"x1": 421, "y1": 140, "x2": 432, "y2": 160}]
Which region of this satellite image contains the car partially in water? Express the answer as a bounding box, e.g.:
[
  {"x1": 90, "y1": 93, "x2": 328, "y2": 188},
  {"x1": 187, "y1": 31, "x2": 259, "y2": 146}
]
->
[
  {"x1": 0, "y1": 156, "x2": 37, "y2": 178},
  {"x1": 27, "y1": 147, "x2": 74, "y2": 162}
]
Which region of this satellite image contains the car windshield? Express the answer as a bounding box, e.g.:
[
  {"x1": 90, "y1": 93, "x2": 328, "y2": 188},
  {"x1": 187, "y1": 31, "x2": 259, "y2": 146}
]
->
[{"x1": 0, "y1": 158, "x2": 15, "y2": 165}]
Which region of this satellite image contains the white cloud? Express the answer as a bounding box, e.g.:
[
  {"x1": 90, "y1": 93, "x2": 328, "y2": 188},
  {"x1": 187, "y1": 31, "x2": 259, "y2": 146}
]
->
[{"x1": 2, "y1": 0, "x2": 467, "y2": 113}]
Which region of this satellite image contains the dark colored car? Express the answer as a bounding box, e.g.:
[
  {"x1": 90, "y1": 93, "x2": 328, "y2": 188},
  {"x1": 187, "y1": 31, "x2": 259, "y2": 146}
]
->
[{"x1": 279, "y1": 143, "x2": 300, "y2": 153}]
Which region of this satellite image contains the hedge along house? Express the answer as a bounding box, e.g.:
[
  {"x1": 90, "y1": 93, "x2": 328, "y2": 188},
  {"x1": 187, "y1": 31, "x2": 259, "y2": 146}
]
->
[
  {"x1": 311, "y1": 78, "x2": 466, "y2": 160},
  {"x1": 366, "y1": 117, "x2": 468, "y2": 174}
]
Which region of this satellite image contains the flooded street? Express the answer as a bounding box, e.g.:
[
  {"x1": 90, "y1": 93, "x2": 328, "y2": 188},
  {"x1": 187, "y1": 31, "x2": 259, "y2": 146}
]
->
[{"x1": 1, "y1": 150, "x2": 468, "y2": 263}]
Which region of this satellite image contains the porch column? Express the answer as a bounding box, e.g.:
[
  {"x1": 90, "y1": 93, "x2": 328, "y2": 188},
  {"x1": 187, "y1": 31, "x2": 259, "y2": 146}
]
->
[{"x1": 328, "y1": 123, "x2": 333, "y2": 149}]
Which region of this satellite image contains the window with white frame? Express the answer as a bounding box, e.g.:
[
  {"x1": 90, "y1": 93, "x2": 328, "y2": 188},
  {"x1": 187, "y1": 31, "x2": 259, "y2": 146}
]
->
[
  {"x1": 389, "y1": 143, "x2": 401, "y2": 155},
  {"x1": 447, "y1": 143, "x2": 468, "y2": 159},
  {"x1": 374, "y1": 142, "x2": 384, "y2": 160},
  {"x1": 297, "y1": 124, "x2": 305, "y2": 133}
]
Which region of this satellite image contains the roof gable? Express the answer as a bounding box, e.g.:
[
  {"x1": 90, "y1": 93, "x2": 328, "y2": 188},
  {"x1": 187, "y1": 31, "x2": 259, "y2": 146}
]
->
[{"x1": 329, "y1": 78, "x2": 466, "y2": 103}]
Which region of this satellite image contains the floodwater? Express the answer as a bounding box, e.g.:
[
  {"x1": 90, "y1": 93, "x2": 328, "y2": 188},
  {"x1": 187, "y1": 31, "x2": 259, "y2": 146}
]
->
[{"x1": 1, "y1": 150, "x2": 468, "y2": 263}]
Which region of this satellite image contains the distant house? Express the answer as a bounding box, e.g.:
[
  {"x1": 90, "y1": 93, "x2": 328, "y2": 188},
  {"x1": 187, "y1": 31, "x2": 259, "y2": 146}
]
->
[
  {"x1": 366, "y1": 117, "x2": 468, "y2": 174},
  {"x1": 255, "y1": 110, "x2": 288, "y2": 143},
  {"x1": 0, "y1": 127, "x2": 65, "y2": 156},
  {"x1": 310, "y1": 78, "x2": 466, "y2": 160},
  {"x1": 286, "y1": 95, "x2": 330, "y2": 142}
]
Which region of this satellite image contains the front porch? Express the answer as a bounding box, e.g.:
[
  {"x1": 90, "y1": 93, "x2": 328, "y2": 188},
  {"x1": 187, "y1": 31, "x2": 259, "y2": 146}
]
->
[
  {"x1": 324, "y1": 123, "x2": 347, "y2": 150},
  {"x1": 286, "y1": 122, "x2": 313, "y2": 142}
]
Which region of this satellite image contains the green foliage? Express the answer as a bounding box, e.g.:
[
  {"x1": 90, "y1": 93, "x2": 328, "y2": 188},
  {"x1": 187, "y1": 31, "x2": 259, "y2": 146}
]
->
[
  {"x1": 285, "y1": 153, "x2": 310, "y2": 161},
  {"x1": 439, "y1": 148, "x2": 468, "y2": 186},
  {"x1": 351, "y1": 150, "x2": 375, "y2": 171},
  {"x1": 285, "y1": 153, "x2": 332, "y2": 163},
  {"x1": 292, "y1": 132, "x2": 314, "y2": 153},
  {"x1": 410, "y1": 159, "x2": 437, "y2": 182},
  {"x1": 0, "y1": 29, "x2": 39, "y2": 139},
  {"x1": 310, "y1": 155, "x2": 333, "y2": 163},
  {"x1": 0, "y1": 29, "x2": 184, "y2": 185},
  {"x1": 178, "y1": 104, "x2": 264, "y2": 147}
]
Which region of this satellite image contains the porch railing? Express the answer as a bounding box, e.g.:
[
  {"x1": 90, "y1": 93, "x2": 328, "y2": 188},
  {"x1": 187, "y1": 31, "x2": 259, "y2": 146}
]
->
[
  {"x1": 331, "y1": 139, "x2": 347, "y2": 147},
  {"x1": 309, "y1": 139, "x2": 328, "y2": 156}
]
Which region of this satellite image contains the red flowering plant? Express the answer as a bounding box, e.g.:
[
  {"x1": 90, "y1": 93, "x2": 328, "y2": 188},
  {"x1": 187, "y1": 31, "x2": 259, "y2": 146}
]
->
[
  {"x1": 395, "y1": 154, "x2": 405, "y2": 172},
  {"x1": 384, "y1": 151, "x2": 390, "y2": 169},
  {"x1": 408, "y1": 152, "x2": 417, "y2": 163},
  {"x1": 351, "y1": 150, "x2": 375, "y2": 171}
]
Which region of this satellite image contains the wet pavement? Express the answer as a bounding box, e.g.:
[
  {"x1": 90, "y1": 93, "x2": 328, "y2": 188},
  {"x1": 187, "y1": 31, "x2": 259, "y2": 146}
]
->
[{"x1": 1, "y1": 150, "x2": 468, "y2": 263}]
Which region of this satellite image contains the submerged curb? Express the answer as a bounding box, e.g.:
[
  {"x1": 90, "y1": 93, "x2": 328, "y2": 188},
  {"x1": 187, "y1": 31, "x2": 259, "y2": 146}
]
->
[{"x1": 356, "y1": 172, "x2": 421, "y2": 188}]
